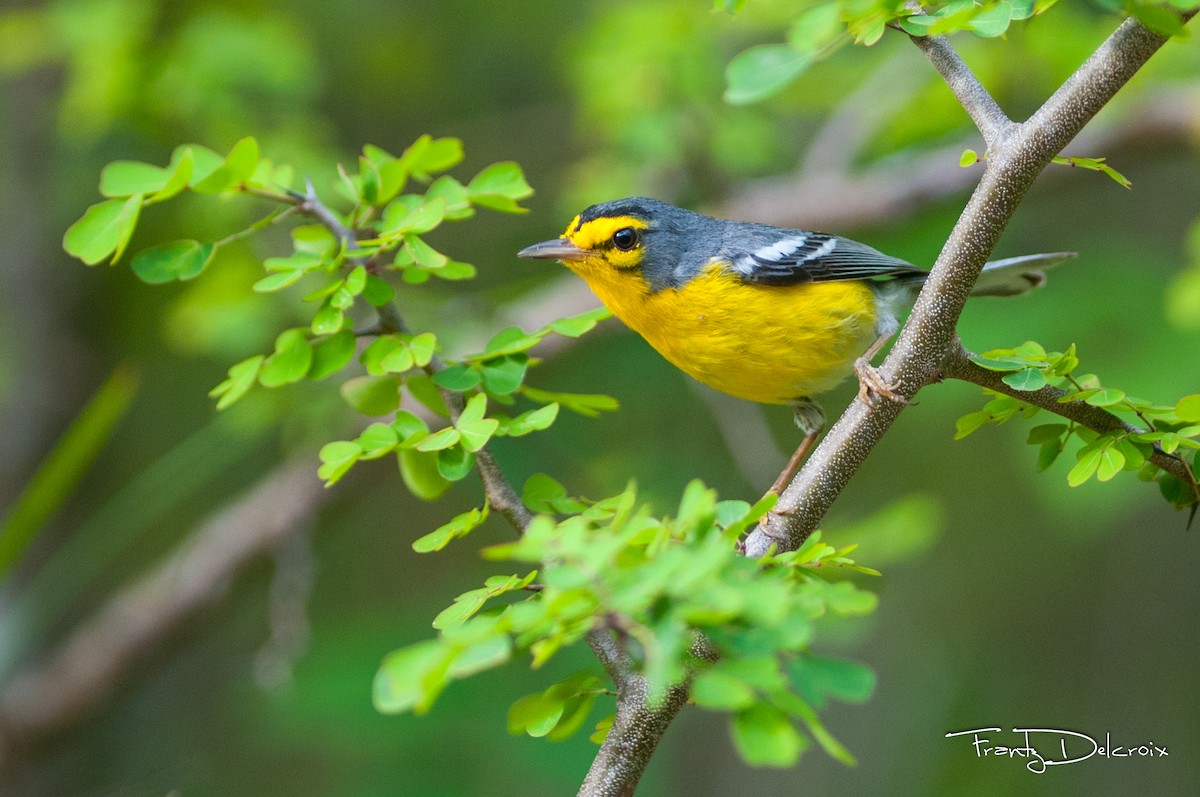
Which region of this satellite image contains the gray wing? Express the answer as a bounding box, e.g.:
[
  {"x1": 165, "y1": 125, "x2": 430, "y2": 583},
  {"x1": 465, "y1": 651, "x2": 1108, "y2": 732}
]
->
[{"x1": 725, "y1": 230, "x2": 928, "y2": 286}]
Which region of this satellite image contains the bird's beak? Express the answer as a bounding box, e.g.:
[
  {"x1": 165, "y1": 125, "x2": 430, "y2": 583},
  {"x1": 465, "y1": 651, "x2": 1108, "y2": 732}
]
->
[{"x1": 517, "y1": 238, "x2": 587, "y2": 262}]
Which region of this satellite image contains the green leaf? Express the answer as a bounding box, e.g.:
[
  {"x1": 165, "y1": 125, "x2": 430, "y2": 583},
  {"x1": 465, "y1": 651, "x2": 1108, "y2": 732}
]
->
[
  {"x1": 1084, "y1": 387, "x2": 1126, "y2": 407},
  {"x1": 1068, "y1": 445, "x2": 1104, "y2": 486},
  {"x1": 416, "y1": 426, "x2": 461, "y2": 452},
  {"x1": 340, "y1": 375, "x2": 401, "y2": 416},
  {"x1": 483, "y1": 327, "x2": 544, "y2": 356},
  {"x1": 959, "y1": 148, "x2": 979, "y2": 167},
  {"x1": 398, "y1": 448, "x2": 451, "y2": 500},
  {"x1": 543, "y1": 306, "x2": 612, "y2": 338},
  {"x1": 356, "y1": 423, "x2": 400, "y2": 459},
  {"x1": 788, "y1": 655, "x2": 876, "y2": 709},
  {"x1": 456, "y1": 393, "x2": 499, "y2": 452},
  {"x1": 64, "y1": 196, "x2": 139, "y2": 266},
  {"x1": 362, "y1": 275, "x2": 396, "y2": 306},
  {"x1": 1131, "y1": 3, "x2": 1185, "y2": 36},
  {"x1": 401, "y1": 135, "x2": 464, "y2": 180},
  {"x1": 309, "y1": 331, "x2": 356, "y2": 380},
  {"x1": 252, "y1": 270, "x2": 304, "y2": 293},
  {"x1": 731, "y1": 704, "x2": 807, "y2": 767},
  {"x1": 311, "y1": 303, "x2": 345, "y2": 336},
  {"x1": 968, "y1": 2, "x2": 1013, "y2": 37},
  {"x1": 191, "y1": 136, "x2": 259, "y2": 193},
  {"x1": 317, "y1": 440, "x2": 362, "y2": 485},
  {"x1": 433, "y1": 365, "x2": 481, "y2": 392},
  {"x1": 449, "y1": 634, "x2": 512, "y2": 678},
  {"x1": 1027, "y1": 423, "x2": 1068, "y2": 445},
  {"x1": 433, "y1": 260, "x2": 476, "y2": 280},
  {"x1": 954, "y1": 411, "x2": 991, "y2": 440},
  {"x1": 209, "y1": 355, "x2": 264, "y2": 409},
  {"x1": 522, "y1": 473, "x2": 587, "y2": 514},
  {"x1": 392, "y1": 411, "x2": 431, "y2": 446},
  {"x1": 408, "y1": 333, "x2": 437, "y2": 367},
  {"x1": 426, "y1": 175, "x2": 473, "y2": 219},
  {"x1": 468, "y1": 162, "x2": 534, "y2": 204},
  {"x1": 692, "y1": 669, "x2": 757, "y2": 710},
  {"x1": 508, "y1": 693, "x2": 565, "y2": 738},
  {"x1": 131, "y1": 240, "x2": 215, "y2": 284},
  {"x1": 480, "y1": 355, "x2": 529, "y2": 396},
  {"x1": 1096, "y1": 446, "x2": 1126, "y2": 482},
  {"x1": 259, "y1": 329, "x2": 313, "y2": 387},
  {"x1": 496, "y1": 403, "x2": 560, "y2": 437},
  {"x1": 373, "y1": 640, "x2": 451, "y2": 715},
  {"x1": 436, "y1": 445, "x2": 475, "y2": 481},
  {"x1": 412, "y1": 505, "x2": 489, "y2": 553},
  {"x1": 521, "y1": 387, "x2": 619, "y2": 417},
  {"x1": 406, "y1": 374, "x2": 450, "y2": 417},
  {"x1": 1176, "y1": 394, "x2": 1200, "y2": 423},
  {"x1": 724, "y1": 44, "x2": 813, "y2": 105},
  {"x1": 100, "y1": 160, "x2": 171, "y2": 197},
  {"x1": 403, "y1": 233, "x2": 448, "y2": 268},
  {"x1": 147, "y1": 149, "x2": 195, "y2": 204},
  {"x1": 1001, "y1": 368, "x2": 1047, "y2": 391},
  {"x1": 1036, "y1": 440, "x2": 1062, "y2": 472},
  {"x1": 379, "y1": 346, "x2": 415, "y2": 374},
  {"x1": 968, "y1": 355, "x2": 1025, "y2": 372}
]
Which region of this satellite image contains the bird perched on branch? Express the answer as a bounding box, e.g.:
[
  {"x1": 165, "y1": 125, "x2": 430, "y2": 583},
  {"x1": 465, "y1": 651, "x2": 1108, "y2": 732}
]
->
[{"x1": 519, "y1": 197, "x2": 1073, "y2": 493}]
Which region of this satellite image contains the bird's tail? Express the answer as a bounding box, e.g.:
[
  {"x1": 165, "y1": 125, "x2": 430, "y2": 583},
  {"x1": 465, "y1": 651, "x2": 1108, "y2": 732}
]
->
[
  {"x1": 894, "y1": 252, "x2": 1076, "y2": 297},
  {"x1": 969, "y1": 252, "x2": 1077, "y2": 297}
]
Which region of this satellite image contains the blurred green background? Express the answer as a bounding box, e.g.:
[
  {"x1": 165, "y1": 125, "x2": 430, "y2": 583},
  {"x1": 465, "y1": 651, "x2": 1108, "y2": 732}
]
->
[{"x1": 1, "y1": 0, "x2": 1199, "y2": 794}]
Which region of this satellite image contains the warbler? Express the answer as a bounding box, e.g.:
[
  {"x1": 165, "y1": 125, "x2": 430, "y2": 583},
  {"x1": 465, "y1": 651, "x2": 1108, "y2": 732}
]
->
[{"x1": 518, "y1": 197, "x2": 1073, "y2": 491}]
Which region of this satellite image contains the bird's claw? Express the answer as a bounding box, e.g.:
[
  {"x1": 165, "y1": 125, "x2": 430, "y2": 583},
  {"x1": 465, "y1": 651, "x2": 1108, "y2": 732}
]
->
[{"x1": 854, "y1": 357, "x2": 907, "y2": 408}]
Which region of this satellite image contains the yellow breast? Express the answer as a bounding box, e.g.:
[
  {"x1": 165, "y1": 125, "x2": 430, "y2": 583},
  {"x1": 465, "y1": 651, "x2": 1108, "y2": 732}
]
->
[{"x1": 573, "y1": 262, "x2": 878, "y2": 405}]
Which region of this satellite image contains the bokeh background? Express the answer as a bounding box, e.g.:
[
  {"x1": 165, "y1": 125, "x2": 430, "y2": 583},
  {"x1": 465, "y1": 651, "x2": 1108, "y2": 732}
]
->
[{"x1": 2, "y1": 1, "x2": 1199, "y2": 795}]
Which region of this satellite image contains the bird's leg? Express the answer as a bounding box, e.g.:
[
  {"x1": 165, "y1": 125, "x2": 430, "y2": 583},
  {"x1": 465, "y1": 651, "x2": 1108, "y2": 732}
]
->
[
  {"x1": 853, "y1": 332, "x2": 907, "y2": 407},
  {"x1": 767, "y1": 398, "x2": 825, "y2": 496}
]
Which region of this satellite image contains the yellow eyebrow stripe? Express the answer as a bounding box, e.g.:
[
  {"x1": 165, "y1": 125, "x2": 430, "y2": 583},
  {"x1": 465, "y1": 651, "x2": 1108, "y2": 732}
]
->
[{"x1": 566, "y1": 215, "x2": 649, "y2": 250}]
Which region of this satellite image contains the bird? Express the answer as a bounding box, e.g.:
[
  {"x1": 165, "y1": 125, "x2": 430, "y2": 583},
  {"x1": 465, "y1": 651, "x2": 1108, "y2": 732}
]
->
[{"x1": 518, "y1": 196, "x2": 1074, "y2": 494}]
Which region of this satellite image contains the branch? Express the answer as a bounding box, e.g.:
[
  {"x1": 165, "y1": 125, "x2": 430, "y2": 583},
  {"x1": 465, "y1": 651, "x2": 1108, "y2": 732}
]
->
[
  {"x1": 941, "y1": 344, "x2": 1199, "y2": 497},
  {"x1": 0, "y1": 461, "x2": 328, "y2": 765},
  {"x1": 747, "y1": 15, "x2": 1191, "y2": 555},
  {"x1": 907, "y1": 33, "x2": 1012, "y2": 147},
  {"x1": 579, "y1": 678, "x2": 690, "y2": 797}
]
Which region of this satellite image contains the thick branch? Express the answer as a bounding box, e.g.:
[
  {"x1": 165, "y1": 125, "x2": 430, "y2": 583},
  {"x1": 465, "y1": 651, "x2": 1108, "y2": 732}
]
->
[
  {"x1": 0, "y1": 461, "x2": 327, "y2": 765},
  {"x1": 942, "y1": 344, "x2": 1199, "y2": 496},
  {"x1": 747, "y1": 16, "x2": 1189, "y2": 555},
  {"x1": 579, "y1": 678, "x2": 690, "y2": 797}
]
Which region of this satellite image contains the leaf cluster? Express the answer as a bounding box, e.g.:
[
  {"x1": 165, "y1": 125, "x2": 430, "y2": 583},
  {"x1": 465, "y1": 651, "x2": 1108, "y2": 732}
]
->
[
  {"x1": 374, "y1": 480, "x2": 879, "y2": 768},
  {"x1": 957, "y1": 341, "x2": 1200, "y2": 506}
]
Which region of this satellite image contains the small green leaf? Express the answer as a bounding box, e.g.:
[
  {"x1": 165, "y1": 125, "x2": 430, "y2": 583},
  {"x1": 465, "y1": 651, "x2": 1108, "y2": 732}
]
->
[
  {"x1": 311, "y1": 303, "x2": 345, "y2": 336},
  {"x1": 412, "y1": 505, "x2": 489, "y2": 553},
  {"x1": 468, "y1": 162, "x2": 534, "y2": 211},
  {"x1": 1068, "y1": 445, "x2": 1104, "y2": 486},
  {"x1": 521, "y1": 473, "x2": 587, "y2": 513},
  {"x1": 433, "y1": 365, "x2": 481, "y2": 392},
  {"x1": 403, "y1": 234, "x2": 448, "y2": 268},
  {"x1": 436, "y1": 445, "x2": 475, "y2": 481},
  {"x1": 64, "y1": 196, "x2": 137, "y2": 266},
  {"x1": 341, "y1": 375, "x2": 401, "y2": 416},
  {"x1": 543, "y1": 307, "x2": 612, "y2": 338},
  {"x1": 731, "y1": 704, "x2": 807, "y2": 767},
  {"x1": 392, "y1": 411, "x2": 431, "y2": 446},
  {"x1": 408, "y1": 333, "x2": 437, "y2": 367},
  {"x1": 724, "y1": 44, "x2": 813, "y2": 105},
  {"x1": 508, "y1": 693, "x2": 565, "y2": 738},
  {"x1": 483, "y1": 327, "x2": 544, "y2": 356},
  {"x1": 416, "y1": 426, "x2": 461, "y2": 452},
  {"x1": 496, "y1": 403, "x2": 560, "y2": 437},
  {"x1": 954, "y1": 411, "x2": 991, "y2": 440},
  {"x1": 398, "y1": 448, "x2": 451, "y2": 501},
  {"x1": 1027, "y1": 423, "x2": 1068, "y2": 445},
  {"x1": 692, "y1": 669, "x2": 756, "y2": 710},
  {"x1": 192, "y1": 136, "x2": 259, "y2": 193},
  {"x1": 318, "y1": 440, "x2": 362, "y2": 485},
  {"x1": 480, "y1": 354, "x2": 529, "y2": 396},
  {"x1": 373, "y1": 640, "x2": 451, "y2": 715},
  {"x1": 259, "y1": 329, "x2": 313, "y2": 387},
  {"x1": 209, "y1": 355, "x2": 264, "y2": 409},
  {"x1": 1001, "y1": 368, "x2": 1047, "y2": 391},
  {"x1": 1084, "y1": 387, "x2": 1126, "y2": 407},
  {"x1": 379, "y1": 346, "x2": 416, "y2": 374},
  {"x1": 252, "y1": 270, "x2": 304, "y2": 293},
  {"x1": 959, "y1": 149, "x2": 979, "y2": 167},
  {"x1": 1096, "y1": 446, "x2": 1126, "y2": 482},
  {"x1": 131, "y1": 240, "x2": 215, "y2": 284},
  {"x1": 309, "y1": 330, "x2": 357, "y2": 380},
  {"x1": 788, "y1": 655, "x2": 876, "y2": 708},
  {"x1": 100, "y1": 161, "x2": 171, "y2": 197},
  {"x1": 356, "y1": 423, "x2": 400, "y2": 459},
  {"x1": 1176, "y1": 394, "x2": 1200, "y2": 423},
  {"x1": 362, "y1": 275, "x2": 396, "y2": 307}
]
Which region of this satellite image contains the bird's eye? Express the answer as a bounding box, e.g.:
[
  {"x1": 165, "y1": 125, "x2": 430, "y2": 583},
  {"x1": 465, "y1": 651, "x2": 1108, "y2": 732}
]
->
[{"x1": 611, "y1": 227, "x2": 639, "y2": 251}]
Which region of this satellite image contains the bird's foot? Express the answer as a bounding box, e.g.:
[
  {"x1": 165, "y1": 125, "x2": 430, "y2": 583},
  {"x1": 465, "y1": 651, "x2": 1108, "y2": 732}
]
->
[{"x1": 854, "y1": 357, "x2": 907, "y2": 408}]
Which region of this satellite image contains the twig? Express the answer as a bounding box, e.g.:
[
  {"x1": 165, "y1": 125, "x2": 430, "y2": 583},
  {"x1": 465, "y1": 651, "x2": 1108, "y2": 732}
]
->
[
  {"x1": 907, "y1": 33, "x2": 1013, "y2": 147},
  {"x1": 941, "y1": 343, "x2": 1199, "y2": 499}
]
